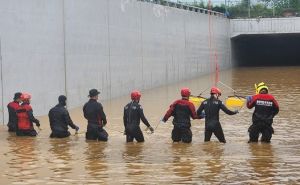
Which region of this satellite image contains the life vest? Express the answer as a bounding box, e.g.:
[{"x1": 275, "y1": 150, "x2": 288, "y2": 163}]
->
[{"x1": 16, "y1": 104, "x2": 33, "y2": 130}]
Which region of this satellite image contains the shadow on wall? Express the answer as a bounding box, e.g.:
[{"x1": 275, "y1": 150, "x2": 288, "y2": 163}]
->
[{"x1": 231, "y1": 33, "x2": 300, "y2": 67}]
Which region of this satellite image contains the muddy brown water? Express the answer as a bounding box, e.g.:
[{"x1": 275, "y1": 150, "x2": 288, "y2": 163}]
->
[{"x1": 1, "y1": 66, "x2": 300, "y2": 184}]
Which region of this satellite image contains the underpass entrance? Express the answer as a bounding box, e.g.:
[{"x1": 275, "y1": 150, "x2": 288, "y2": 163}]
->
[{"x1": 231, "y1": 33, "x2": 300, "y2": 67}]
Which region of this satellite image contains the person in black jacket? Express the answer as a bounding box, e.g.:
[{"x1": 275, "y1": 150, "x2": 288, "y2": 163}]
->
[
  {"x1": 162, "y1": 88, "x2": 200, "y2": 143},
  {"x1": 48, "y1": 95, "x2": 79, "y2": 138},
  {"x1": 7, "y1": 92, "x2": 22, "y2": 132},
  {"x1": 123, "y1": 90, "x2": 154, "y2": 142},
  {"x1": 197, "y1": 87, "x2": 238, "y2": 143},
  {"x1": 83, "y1": 89, "x2": 108, "y2": 141},
  {"x1": 246, "y1": 82, "x2": 279, "y2": 143}
]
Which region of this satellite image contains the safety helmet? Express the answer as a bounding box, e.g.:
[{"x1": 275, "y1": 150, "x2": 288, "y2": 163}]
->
[
  {"x1": 13, "y1": 92, "x2": 22, "y2": 101},
  {"x1": 131, "y1": 90, "x2": 141, "y2": 101},
  {"x1": 210, "y1": 87, "x2": 221, "y2": 96},
  {"x1": 181, "y1": 88, "x2": 191, "y2": 97},
  {"x1": 20, "y1": 93, "x2": 31, "y2": 101},
  {"x1": 255, "y1": 82, "x2": 268, "y2": 94}
]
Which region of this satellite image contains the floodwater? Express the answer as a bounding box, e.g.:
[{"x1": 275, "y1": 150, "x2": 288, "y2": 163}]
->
[{"x1": 1, "y1": 66, "x2": 300, "y2": 184}]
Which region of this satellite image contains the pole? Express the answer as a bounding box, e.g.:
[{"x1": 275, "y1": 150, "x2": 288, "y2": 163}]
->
[{"x1": 0, "y1": 37, "x2": 4, "y2": 125}]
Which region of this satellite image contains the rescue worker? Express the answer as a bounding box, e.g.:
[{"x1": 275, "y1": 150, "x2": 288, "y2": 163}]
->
[
  {"x1": 123, "y1": 90, "x2": 154, "y2": 142},
  {"x1": 161, "y1": 88, "x2": 199, "y2": 143},
  {"x1": 16, "y1": 93, "x2": 40, "y2": 136},
  {"x1": 196, "y1": 87, "x2": 238, "y2": 143},
  {"x1": 48, "y1": 95, "x2": 79, "y2": 138},
  {"x1": 83, "y1": 89, "x2": 108, "y2": 141},
  {"x1": 246, "y1": 82, "x2": 279, "y2": 143},
  {"x1": 7, "y1": 92, "x2": 22, "y2": 132}
]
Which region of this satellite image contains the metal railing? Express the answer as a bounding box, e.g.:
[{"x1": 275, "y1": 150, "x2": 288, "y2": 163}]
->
[{"x1": 138, "y1": 0, "x2": 226, "y2": 17}]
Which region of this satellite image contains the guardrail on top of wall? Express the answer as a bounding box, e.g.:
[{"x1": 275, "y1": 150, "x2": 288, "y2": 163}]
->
[{"x1": 138, "y1": 0, "x2": 226, "y2": 18}]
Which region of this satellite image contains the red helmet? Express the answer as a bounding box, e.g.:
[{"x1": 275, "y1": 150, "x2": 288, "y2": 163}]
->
[
  {"x1": 181, "y1": 88, "x2": 191, "y2": 97},
  {"x1": 131, "y1": 90, "x2": 141, "y2": 101},
  {"x1": 210, "y1": 87, "x2": 221, "y2": 95},
  {"x1": 20, "y1": 93, "x2": 31, "y2": 101}
]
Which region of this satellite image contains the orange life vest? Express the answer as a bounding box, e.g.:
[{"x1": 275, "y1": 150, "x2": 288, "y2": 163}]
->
[{"x1": 16, "y1": 104, "x2": 33, "y2": 130}]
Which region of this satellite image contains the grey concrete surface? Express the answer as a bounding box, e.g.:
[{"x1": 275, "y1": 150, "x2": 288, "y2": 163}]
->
[
  {"x1": 0, "y1": 0, "x2": 230, "y2": 124},
  {"x1": 231, "y1": 17, "x2": 300, "y2": 38}
]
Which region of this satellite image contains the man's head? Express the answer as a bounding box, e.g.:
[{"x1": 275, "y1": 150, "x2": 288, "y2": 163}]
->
[
  {"x1": 88, "y1": 89, "x2": 100, "y2": 100},
  {"x1": 13, "y1": 92, "x2": 22, "y2": 102},
  {"x1": 131, "y1": 90, "x2": 141, "y2": 102},
  {"x1": 255, "y1": 82, "x2": 268, "y2": 94},
  {"x1": 181, "y1": 88, "x2": 191, "y2": 99},
  {"x1": 58, "y1": 95, "x2": 67, "y2": 106}
]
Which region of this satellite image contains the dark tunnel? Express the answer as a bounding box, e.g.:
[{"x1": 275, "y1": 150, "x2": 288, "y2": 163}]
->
[{"x1": 231, "y1": 33, "x2": 300, "y2": 67}]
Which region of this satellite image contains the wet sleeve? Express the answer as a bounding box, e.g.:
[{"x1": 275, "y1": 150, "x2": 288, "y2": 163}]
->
[
  {"x1": 197, "y1": 102, "x2": 205, "y2": 117},
  {"x1": 83, "y1": 103, "x2": 88, "y2": 119},
  {"x1": 123, "y1": 107, "x2": 128, "y2": 128},
  {"x1": 48, "y1": 109, "x2": 53, "y2": 125},
  {"x1": 27, "y1": 109, "x2": 39, "y2": 124},
  {"x1": 7, "y1": 104, "x2": 17, "y2": 123},
  {"x1": 273, "y1": 98, "x2": 279, "y2": 115},
  {"x1": 220, "y1": 102, "x2": 236, "y2": 115},
  {"x1": 163, "y1": 102, "x2": 176, "y2": 122},
  {"x1": 188, "y1": 102, "x2": 198, "y2": 119},
  {"x1": 63, "y1": 109, "x2": 77, "y2": 129},
  {"x1": 247, "y1": 96, "x2": 256, "y2": 109},
  {"x1": 138, "y1": 106, "x2": 150, "y2": 127},
  {"x1": 99, "y1": 104, "x2": 107, "y2": 125}
]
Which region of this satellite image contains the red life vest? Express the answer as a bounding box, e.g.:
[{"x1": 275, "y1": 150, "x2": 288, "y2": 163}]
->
[{"x1": 16, "y1": 104, "x2": 33, "y2": 130}]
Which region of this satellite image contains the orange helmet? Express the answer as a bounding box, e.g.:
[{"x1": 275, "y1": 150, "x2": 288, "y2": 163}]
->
[
  {"x1": 131, "y1": 90, "x2": 141, "y2": 101},
  {"x1": 20, "y1": 93, "x2": 31, "y2": 101},
  {"x1": 181, "y1": 88, "x2": 191, "y2": 97},
  {"x1": 210, "y1": 87, "x2": 221, "y2": 96}
]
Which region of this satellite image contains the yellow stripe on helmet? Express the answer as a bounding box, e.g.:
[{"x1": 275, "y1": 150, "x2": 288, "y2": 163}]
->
[{"x1": 255, "y1": 82, "x2": 268, "y2": 94}]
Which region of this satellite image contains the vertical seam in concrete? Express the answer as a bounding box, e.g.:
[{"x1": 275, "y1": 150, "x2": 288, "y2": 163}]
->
[
  {"x1": 139, "y1": 1, "x2": 144, "y2": 90},
  {"x1": 107, "y1": 0, "x2": 112, "y2": 99},
  {"x1": 62, "y1": 0, "x2": 68, "y2": 108},
  {"x1": 184, "y1": 12, "x2": 187, "y2": 79},
  {"x1": 0, "y1": 37, "x2": 4, "y2": 124}
]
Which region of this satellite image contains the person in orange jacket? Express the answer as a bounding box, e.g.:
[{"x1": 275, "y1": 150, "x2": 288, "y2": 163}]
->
[
  {"x1": 16, "y1": 93, "x2": 40, "y2": 136},
  {"x1": 246, "y1": 82, "x2": 279, "y2": 143},
  {"x1": 161, "y1": 88, "x2": 200, "y2": 143}
]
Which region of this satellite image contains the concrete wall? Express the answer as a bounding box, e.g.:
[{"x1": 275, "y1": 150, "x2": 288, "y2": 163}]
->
[
  {"x1": 0, "y1": 0, "x2": 66, "y2": 124},
  {"x1": 231, "y1": 17, "x2": 300, "y2": 38},
  {"x1": 0, "y1": 0, "x2": 231, "y2": 124}
]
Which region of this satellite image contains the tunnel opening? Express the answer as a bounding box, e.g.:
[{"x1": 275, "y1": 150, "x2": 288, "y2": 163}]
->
[{"x1": 231, "y1": 33, "x2": 300, "y2": 67}]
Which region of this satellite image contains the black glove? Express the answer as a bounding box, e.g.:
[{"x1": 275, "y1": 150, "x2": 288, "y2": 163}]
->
[
  {"x1": 161, "y1": 118, "x2": 167, "y2": 123},
  {"x1": 148, "y1": 126, "x2": 154, "y2": 133},
  {"x1": 35, "y1": 120, "x2": 40, "y2": 127},
  {"x1": 75, "y1": 126, "x2": 79, "y2": 132}
]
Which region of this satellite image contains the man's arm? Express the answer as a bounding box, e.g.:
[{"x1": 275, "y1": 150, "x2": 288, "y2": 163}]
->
[{"x1": 138, "y1": 106, "x2": 151, "y2": 127}]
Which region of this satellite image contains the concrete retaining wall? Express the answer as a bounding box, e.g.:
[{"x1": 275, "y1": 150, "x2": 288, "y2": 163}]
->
[{"x1": 0, "y1": 0, "x2": 231, "y2": 124}]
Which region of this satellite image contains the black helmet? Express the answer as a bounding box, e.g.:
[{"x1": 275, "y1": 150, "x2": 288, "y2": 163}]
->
[
  {"x1": 58, "y1": 95, "x2": 67, "y2": 103},
  {"x1": 14, "y1": 92, "x2": 22, "y2": 100}
]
